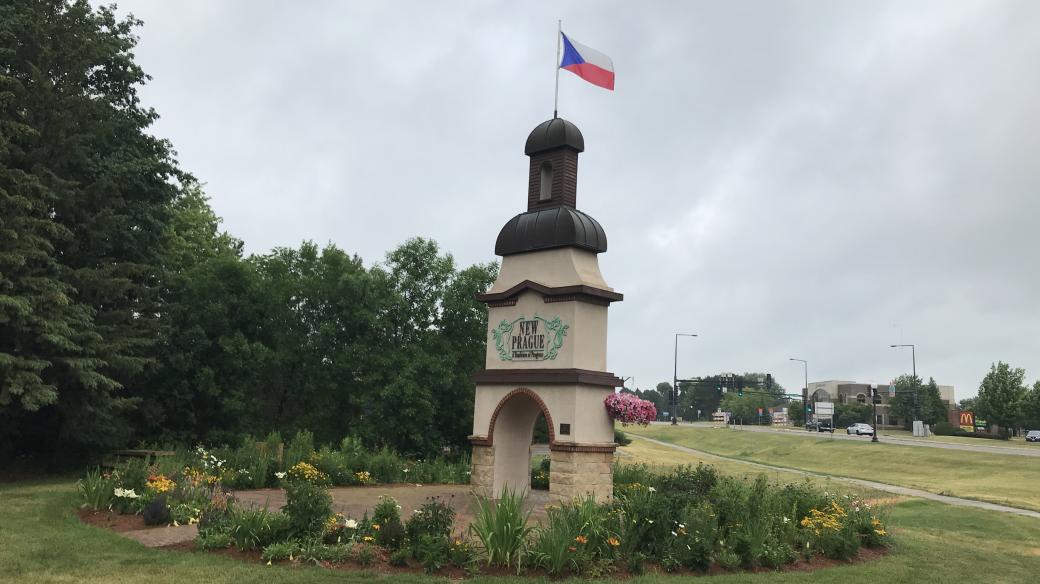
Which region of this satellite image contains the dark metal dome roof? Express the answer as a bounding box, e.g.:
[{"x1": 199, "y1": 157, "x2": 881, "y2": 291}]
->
[
  {"x1": 524, "y1": 118, "x2": 585, "y2": 156},
  {"x1": 495, "y1": 206, "x2": 607, "y2": 256}
]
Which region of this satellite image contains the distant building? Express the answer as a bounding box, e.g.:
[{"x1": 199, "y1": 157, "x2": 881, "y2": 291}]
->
[{"x1": 806, "y1": 380, "x2": 955, "y2": 428}]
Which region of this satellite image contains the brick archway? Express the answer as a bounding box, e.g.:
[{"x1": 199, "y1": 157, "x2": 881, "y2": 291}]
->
[{"x1": 485, "y1": 387, "x2": 556, "y2": 447}]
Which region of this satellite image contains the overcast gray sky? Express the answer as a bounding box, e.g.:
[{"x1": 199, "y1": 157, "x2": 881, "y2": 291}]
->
[{"x1": 108, "y1": 0, "x2": 1040, "y2": 400}]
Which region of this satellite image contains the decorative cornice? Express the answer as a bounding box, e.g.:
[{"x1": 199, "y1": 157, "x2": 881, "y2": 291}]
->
[
  {"x1": 472, "y1": 368, "x2": 624, "y2": 388},
  {"x1": 477, "y1": 280, "x2": 623, "y2": 306}
]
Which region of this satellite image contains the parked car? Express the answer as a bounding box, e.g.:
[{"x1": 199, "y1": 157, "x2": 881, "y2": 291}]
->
[
  {"x1": 816, "y1": 419, "x2": 834, "y2": 433},
  {"x1": 1027, "y1": 430, "x2": 1040, "y2": 443},
  {"x1": 805, "y1": 421, "x2": 819, "y2": 431},
  {"x1": 846, "y1": 423, "x2": 875, "y2": 436}
]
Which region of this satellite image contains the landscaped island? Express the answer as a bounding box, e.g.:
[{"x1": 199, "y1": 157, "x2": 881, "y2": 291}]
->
[{"x1": 77, "y1": 433, "x2": 890, "y2": 577}]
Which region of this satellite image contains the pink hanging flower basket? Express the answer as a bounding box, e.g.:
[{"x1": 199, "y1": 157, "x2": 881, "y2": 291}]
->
[{"x1": 604, "y1": 392, "x2": 657, "y2": 426}]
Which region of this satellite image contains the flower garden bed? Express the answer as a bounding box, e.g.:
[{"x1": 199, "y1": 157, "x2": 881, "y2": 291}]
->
[{"x1": 77, "y1": 436, "x2": 892, "y2": 578}]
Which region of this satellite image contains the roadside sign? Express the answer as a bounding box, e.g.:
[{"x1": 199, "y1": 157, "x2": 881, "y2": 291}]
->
[
  {"x1": 757, "y1": 408, "x2": 763, "y2": 416},
  {"x1": 815, "y1": 402, "x2": 834, "y2": 416},
  {"x1": 888, "y1": 385, "x2": 896, "y2": 398}
]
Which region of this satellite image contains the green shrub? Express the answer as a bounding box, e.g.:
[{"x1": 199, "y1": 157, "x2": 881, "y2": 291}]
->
[
  {"x1": 614, "y1": 428, "x2": 632, "y2": 446},
  {"x1": 352, "y1": 542, "x2": 377, "y2": 566},
  {"x1": 261, "y1": 540, "x2": 300, "y2": 561},
  {"x1": 284, "y1": 430, "x2": 315, "y2": 471},
  {"x1": 406, "y1": 496, "x2": 456, "y2": 552},
  {"x1": 932, "y1": 421, "x2": 955, "y2": 435},
  {"x1": 283, "y1": 480, "x2": 333, "y2": 539},
  {"x1": 195, "y1": 530, "x2": 232, "y2": 551},
  {"x1": 469, "y1": 487, "x2": 533, "y2": 569},
  {"x1": 78, "y1": 468, "x2": 118, "y2": 510},
  {"x1": 368, "y1": 447, "x2": 404, "y2": 483},
  {"x1": 662, "y1": 504, "x2": 716, "y2": 572},
  {"x1": 119, "y1": 458, "x2": 151, "y2": 492},
  {"x1": 449, "y1": 537, "x2": 478, "y2": 569},
  {"x1": 312, "y1": 448, "x2": 354, "y2": 485},
  {"x1": 298, "y1": 539, "x2": 334, "y2": 565},
  {"x1": 416, "y1": 534, "x2": 451, "y2": 574},
  {"x1": 761, "y1": 540, "x2": 796, "y2": 568},
  {"x1": 372, "y1": 495, "x2": 406, "y2": 549},
  {"x1": 625, "y1": 551, "x2": 646, "y2": 575},
  {"x1": 612, "y1": 462, "x2": 654, "y2": 488},
  {"x1": 388, "y1": 548, "x2": 410, "y2": 567},
  {"x1": 227, "y1": 505, "x2": 287, "y2": 550},
  {"x1": 820, "y1": 524, "x2": 860, "y2": 560}
]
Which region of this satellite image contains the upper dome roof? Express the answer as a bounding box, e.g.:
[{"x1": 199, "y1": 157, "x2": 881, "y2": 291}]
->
[
  {"x1": 524, "y1": 118, "x2": 585, "y2": 156},
  {"x1": 495, "y1": 206, "x2": 607, "y2": 256}
]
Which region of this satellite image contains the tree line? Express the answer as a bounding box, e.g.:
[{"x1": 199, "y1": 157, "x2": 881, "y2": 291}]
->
[{"x1": 0, "y1": 1, "x2": 495, "y2": 465}]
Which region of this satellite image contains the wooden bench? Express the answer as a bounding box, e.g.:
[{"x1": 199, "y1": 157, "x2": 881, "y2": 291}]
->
[{"x1": 101, "y1": 449, "x2": 176, "y2": 469}]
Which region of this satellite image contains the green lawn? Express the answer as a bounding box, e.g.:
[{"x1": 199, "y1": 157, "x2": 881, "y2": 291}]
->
[
  {"x1": 627, "y1": 425, "x2": 1040, "y2": 512},
  {"x1": 2, "y1": 478, "x2": 1039, "y2": 583}
]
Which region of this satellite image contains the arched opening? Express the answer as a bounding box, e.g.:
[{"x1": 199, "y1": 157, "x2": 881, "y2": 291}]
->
[
  {"x1": 856, "y1": 393, "x2": 867, "y2": 404},
  {"x1": 531, "y1": 413, "x2": 550, "y2": 490},
  {"x1": 487, "y1": 388, "x2": 554, "y2": 495},
  {"x1": 538, "y1": 161, "x2": 553, "y2": 201}
]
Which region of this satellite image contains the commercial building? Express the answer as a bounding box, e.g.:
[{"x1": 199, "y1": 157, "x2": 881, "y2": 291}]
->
[{"x1": 806, "y1": 380, "x2": 955, "y2": 428}]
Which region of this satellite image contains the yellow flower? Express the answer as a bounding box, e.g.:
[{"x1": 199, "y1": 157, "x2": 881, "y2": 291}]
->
[
  {"x1": 372, "y1": 523, "x2": 380, "y2": 531},
  {"x1": 363, "y1": 536, "x2": 374, "y2": 542},
  {"x1": 607, "y1": 537, "x2": 620, "y2": 547},
  {"x1": 575, "y1": 535, "x2": 588, "y2": 545}
]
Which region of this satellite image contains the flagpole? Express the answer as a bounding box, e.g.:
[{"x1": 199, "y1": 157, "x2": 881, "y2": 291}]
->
[{"x1": 553, "y1": 19, "x2": 561, "y2": 119}]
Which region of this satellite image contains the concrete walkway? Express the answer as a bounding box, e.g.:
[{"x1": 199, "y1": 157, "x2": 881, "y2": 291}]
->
[
  {"x1": 632, "y1": 434, "x2": 1040, "y2": 520},
  {"x1": 122, "y1": 524, "x2": 198, "y2": 548}
]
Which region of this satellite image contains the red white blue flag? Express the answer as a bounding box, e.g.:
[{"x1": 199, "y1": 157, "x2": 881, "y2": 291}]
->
[{"x1": 559, "y1": 32, "x2": 614, "y2": 91}]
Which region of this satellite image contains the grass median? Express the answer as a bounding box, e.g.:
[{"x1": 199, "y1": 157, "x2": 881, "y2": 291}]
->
[{"x1": 625, "y1": 425, "x2": 1040, "y2": 512}]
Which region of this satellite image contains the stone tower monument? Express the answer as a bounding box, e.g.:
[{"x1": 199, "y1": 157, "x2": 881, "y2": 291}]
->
[{"x1": 469, "y1": 118, "x2": 623, "y2": 502}]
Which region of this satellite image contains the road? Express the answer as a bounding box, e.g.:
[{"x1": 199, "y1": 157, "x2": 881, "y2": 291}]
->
[
  {"x1": 631, "y1": 434, "x2": 1040, "y2": 519},
  {"x1": 654, "y1": 421, "x2": 1040, "y2": 457}
]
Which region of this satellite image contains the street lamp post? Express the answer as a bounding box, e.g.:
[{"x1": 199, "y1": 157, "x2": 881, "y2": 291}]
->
[
  {"x1": 870, "y1": 384, "x2": 880, "y2": 443},
  {"x1": 673, "y1": 333, "x2": 698, "y2": 425},
  {"x1": 789, "y1": 358, "x2": 808, "y2": 426},
  {"x1": 890, "y1": 344, "x2": 918, "y2": 422}
]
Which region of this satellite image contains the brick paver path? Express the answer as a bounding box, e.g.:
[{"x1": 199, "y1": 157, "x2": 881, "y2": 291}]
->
[{"x1": 122, "y1": 524, "x2": 198, "y2": 547}]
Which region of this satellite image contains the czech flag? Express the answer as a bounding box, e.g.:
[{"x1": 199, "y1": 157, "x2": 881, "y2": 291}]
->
[{"x1": 559, "y1": 32, "x2": 614, "y2": 91}]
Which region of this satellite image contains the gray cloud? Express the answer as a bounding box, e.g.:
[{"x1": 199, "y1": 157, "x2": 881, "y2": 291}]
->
[{"x1": 109, "y1": 0, "x2": 1040, "y2": 399}]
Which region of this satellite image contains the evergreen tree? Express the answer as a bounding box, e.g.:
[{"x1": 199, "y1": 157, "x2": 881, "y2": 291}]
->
[{"x1": 1, "y1": 0, "x2": 182, "y2": 458}]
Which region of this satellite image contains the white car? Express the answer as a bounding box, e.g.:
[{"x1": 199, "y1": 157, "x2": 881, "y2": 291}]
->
[{"x1": 846, "y1": 423, "x2": 874, "y2": 436}]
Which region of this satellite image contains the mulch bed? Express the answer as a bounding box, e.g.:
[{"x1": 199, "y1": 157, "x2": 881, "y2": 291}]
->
[{"x1": 77, "y1": 508, "x2": 152, "y2": 533}]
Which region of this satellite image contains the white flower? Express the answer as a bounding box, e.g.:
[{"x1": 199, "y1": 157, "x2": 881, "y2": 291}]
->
[
  {"x1": 114, "y1": 488, "x2": 139, "y2": 499},
  {"x1": 344, "y1": 519, "x2": 358, "y2": 529},
  {"x1": 275, "y1": 472, "x2": 286, "y2": 479},
  {"x1": 783, "y1": 516, "x2": 790, "y2": 524},
  {"x1": 403, "y1": 468, "x2": 409, "y2": 473},
  {"x1": 671, "y1": 531, "x2": 677, "y2": 536},
  {"x1": 647, "y1": 486, "x2": 656, "y2": 492}
]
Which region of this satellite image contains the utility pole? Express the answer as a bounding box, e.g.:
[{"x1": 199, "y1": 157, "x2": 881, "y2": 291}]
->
[{"x1": 672, "y1": 333, "x2": 697, "y2": 425}]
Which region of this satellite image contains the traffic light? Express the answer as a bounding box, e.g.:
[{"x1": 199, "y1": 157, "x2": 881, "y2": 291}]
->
[
  {"x1": 765, "y1": 373, "x2": 773, "y2": 391},
  {"x1": 737, "y1": 387, "x2": 744, "y2": 397}
]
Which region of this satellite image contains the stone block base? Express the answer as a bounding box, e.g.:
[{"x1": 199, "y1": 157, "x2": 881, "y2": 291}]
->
[
  {"x1": 549, "y1": 448, "x2": 615, "y2": 503},
  {"x1": 470, "y1": 444, "x2": 494, "y2": 497}
]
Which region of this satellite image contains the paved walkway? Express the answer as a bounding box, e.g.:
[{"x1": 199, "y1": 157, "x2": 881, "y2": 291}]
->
[
  {"x1": 633, "y1": 434, "x2": 1040, "y2": 519},
  {"x1": 122, "y1": 524, "x2": 198, "y2": 547}
]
